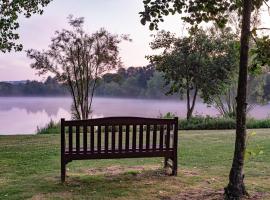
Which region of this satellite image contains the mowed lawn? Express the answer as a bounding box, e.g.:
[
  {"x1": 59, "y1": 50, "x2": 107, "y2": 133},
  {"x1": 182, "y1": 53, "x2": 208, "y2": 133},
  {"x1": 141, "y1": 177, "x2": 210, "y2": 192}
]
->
[{"x1": 0, "y1": 129, "x2": 269, "y2": 200}]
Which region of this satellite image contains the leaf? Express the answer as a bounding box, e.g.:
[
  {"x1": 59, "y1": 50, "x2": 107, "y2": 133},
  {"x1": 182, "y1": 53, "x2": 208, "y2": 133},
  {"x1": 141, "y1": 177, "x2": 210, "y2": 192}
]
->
[
  {"x1": 149, "y1": 23, "x2": 155, "y2": 31},
  {"x1": 140, "y1": 18, "x2": 146, "y2": 25}
]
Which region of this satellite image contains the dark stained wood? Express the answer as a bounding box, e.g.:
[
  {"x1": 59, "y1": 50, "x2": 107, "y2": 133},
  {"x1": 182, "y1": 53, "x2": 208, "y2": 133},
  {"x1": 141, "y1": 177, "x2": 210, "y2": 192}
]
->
[
  {"x1": 76, "y1": 126, "x2": 80, "y2": 154},
  {"x1": 139, "y1": 125, "x2": 143, "y2": 152},
  {"x1": 153, "y1": 124, "x2": 157, "y2": 150},
  {"x1": 112, "y1": 125, "x2": 116, "y2": 153},
  {"x1": 62, "y1": 117, "x2": 177, "y2": 126},
  {"x1": 132, "y1": 125, "x2": 136, "y2": 152},
  {"x1": 119, "y1": 125, "x2": 123, "y2": 153},
  {"x1": 125, "y1": 125, "x2": 130, "y2": 152},
  {"x1": 146, "y1": 125, "x2": 150, "y2": 151},
  {"x1": 105, "y1": 126, "x2": 109, "y2": 153},
  {"x1": 90, "y1": 126, "x2": 94, "y2": 153},
  {"x1": 83, "y1": 125, "x2": 87, "y2": 153},
  {"x1": 60, "y1": 117, "x2": 179, "y2": 182},
  {"x1": 97, "y1": 125, "x2": 101, "y2": 153},
  {"x1": 159, "y1": 125, "x2": 164, "y2": 150}
]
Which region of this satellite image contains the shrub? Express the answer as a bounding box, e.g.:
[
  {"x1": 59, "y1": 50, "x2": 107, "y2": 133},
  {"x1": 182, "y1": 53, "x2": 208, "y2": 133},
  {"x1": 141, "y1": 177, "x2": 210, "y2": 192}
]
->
[
  {"x1": 36, "y1": 120, "x2": 60, "y2": 134},
  {"x1": 160, "y1": 113, "x2": 270, "y2": 130}
]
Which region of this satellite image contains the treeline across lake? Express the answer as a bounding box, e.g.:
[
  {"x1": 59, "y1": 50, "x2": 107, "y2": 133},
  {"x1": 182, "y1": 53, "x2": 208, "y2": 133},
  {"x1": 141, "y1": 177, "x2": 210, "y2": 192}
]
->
[
  {"x1": 1, "y1": 65, "x2": 270, "y2": 101},
  {"x1": 0, "y1": 65, "x2": 171, "y2": 98}
]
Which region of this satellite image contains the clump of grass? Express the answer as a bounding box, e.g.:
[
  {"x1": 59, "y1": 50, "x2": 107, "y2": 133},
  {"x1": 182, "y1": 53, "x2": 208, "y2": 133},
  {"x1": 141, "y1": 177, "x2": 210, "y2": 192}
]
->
[{"x1": 36, "y1": 119, "x2": 60, "y2": 134}]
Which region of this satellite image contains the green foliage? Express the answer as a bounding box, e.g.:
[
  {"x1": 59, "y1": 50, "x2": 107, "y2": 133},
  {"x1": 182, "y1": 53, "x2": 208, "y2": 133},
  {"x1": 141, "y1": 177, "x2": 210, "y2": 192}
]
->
[
  {"x1": 159, "y1": 115, "x2": 270, "y2": 130},
  {"x1": 0, "y1": 76, "x2": 68, "y2": 96},
  {"x1": 140, "y1": 0, "x2": 266, "y2": 31},
  {"x1": 27, "y1": 16, "x2": 129, "y2": 120},
  {"x1": 250, "y1": 35, "x2": 270, "y2": 74},
  {"x1": 158, "y1": 112, "x2": 177, "y2": 119},
  {"x1": 245, "y1": 131, "x2": 264, "y2": 161},
  {"x1": 96, "y1": 65, "x2": 170, "y2": 99},
  {"x1": 0, "y1": 0, "x2": 52, "y2": 52},
  {"x1": 148, "y1": 27, "x2": 238, "y2": 119},
  {"x1": 178, "y1": 116, "x2": 236, "y2": 130},
  {"x1": 36, "y1": 119, "x2": 60, "y2": 134}
]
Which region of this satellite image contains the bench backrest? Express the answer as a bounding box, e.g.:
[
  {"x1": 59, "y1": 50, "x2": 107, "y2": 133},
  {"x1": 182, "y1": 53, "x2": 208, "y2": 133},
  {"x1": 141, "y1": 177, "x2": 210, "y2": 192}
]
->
[{"x1": 61, "y1": 117, "x2": 178, "y2": 155}]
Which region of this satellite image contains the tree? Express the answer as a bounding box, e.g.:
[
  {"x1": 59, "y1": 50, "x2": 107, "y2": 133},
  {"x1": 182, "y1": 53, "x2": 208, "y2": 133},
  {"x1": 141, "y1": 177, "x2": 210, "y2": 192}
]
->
[
  {"x1": 140, "y1": 0, "x2": 270, "y2": 198},
  {"x1": 0, "y1": 0, "x2": 52, "y2": 52},
  {"x1": 213, "y1": 75, "x2": 267, "y2": 118},
  {"x1": 148, "y1": 28, "x2": 238, "y2": 120},
  {"x1": 27, "y1": 16, "x2": 129, "y2": 119},
  {"x1": 145, "y1": 71, "x2": 167, "y2": 98}
]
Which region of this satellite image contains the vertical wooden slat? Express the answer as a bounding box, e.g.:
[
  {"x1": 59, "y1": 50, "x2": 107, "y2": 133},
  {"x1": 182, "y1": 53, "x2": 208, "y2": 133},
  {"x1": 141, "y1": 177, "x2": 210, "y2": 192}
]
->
[
  {"x1": 119, "y1": 125, "x2": 123, "y2": 153},
  {"x1": 153, "y1": 124, "x2": 157, "y2": 151},
  {"x1": 125, "y1": 125, "x2": 130, "y2": 152},
  {"x1": 69, "y1": 125, "x2": 73, "y2": 154},
  {"x1": 90, "y1": 126, "x2": 94, "y2": 153},
  {"x1": 159, "y1": 125, "x2": 164, "y2": 150},
  {"x1": 132, "y1": 125, "x2": 136, "y2": 152},
  {"x1": 104, "y1": 126, "x2": 109, "y2": 153},
  {"x1": 139, "y1": 124, "x2": 143, "y2": 152},
  {"x1": 61, "y1": 118, "x2": 65, "y2": 154},
  {"x1": 112, "y1": 125, "x2": 115, "y2": 153},
  {"x1": 173, "y1": 117, "x2": 179, "y2": 176},
  {"x1": 146, "y1": 125, "x2": 150, "y2": 151},
  {"x1": 98, "y1": 125, "x2": 101, "y2": 153},
  {"x1": 76, "y1": 126, "x2": 80, "y2": 154},
  {"x1": 83, "y1": 125, "x2": 87, "y2": 153},
  {"x1": 166, "y1": 123, "x2": 171, "y2": 151}
]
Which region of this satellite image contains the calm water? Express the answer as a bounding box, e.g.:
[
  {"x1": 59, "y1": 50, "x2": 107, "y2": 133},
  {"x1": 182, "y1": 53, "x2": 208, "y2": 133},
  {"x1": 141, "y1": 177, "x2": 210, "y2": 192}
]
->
[{"x1": 0, "y1": 97, "x2": 269, "y2": 135}]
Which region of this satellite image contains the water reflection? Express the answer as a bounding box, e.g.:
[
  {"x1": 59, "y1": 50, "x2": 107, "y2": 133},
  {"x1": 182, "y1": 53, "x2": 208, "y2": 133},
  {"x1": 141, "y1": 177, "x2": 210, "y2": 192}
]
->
[{"x1": 0, "y1": 97, "x2": 269, "y2": 135}]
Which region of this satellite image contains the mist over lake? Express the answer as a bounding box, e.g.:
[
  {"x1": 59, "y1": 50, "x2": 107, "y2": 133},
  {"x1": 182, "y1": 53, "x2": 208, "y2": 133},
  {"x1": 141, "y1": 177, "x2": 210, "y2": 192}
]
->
[{"x1": 0, "y1": 97, "x2": 269, "y2": 135}]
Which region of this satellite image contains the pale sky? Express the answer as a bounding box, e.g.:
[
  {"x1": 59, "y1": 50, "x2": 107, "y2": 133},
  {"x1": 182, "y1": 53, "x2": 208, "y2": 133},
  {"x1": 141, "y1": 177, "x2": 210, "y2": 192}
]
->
[
  {"x1": 0, "y1": 0, "x2": 269, "y2": 81},
  {"x1": 0, "y1": 0, "x2": 185, "y2": 81}
]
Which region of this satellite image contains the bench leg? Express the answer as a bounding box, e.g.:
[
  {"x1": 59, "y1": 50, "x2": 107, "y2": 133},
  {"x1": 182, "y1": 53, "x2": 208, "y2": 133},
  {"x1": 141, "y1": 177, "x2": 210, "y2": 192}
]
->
[
  {"x1": 172, "y1": 154, "x2": 178, "y2": 176},
  {"x1": 164, "y1": 157, "x2": 169, "y2": 168},
  {"x1": 61, "y1": 161, "x2": 66, "y2": 183}
]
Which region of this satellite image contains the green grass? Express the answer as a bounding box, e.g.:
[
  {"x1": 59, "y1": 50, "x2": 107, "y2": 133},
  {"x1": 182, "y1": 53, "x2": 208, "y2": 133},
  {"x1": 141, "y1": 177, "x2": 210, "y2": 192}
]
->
[{"x1": 0, "y1": 130, "x2": 270, "y2": 199}]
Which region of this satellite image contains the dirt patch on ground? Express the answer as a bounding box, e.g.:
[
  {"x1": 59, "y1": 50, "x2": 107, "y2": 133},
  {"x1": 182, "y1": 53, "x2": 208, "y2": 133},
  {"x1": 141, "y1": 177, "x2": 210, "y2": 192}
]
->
[
  {"x1": 181, "y1": 169, "x2": 200, "y2": 177},
  {"x1": 31, "y1": 192, "x2": 73, "y2": 200},
  {"x1": 86, "y1": 165, "x2": 161, "y2": 176},
  {"x1": 169, "y1": 189, "x2": 267, "y2": 200}
]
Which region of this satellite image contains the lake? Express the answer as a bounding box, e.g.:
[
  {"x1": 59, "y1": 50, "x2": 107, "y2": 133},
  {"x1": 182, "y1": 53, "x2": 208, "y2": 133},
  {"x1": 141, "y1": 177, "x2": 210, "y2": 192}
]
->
[{"x1": 0, "y1": 97, "x2": 269, "y2": 135}]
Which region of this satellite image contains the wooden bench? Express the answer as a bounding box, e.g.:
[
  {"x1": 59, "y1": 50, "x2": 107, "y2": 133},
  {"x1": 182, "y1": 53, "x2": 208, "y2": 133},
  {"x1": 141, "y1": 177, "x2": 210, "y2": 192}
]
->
[{"x1": 61, "y1": 117, "x2": 178, "y2": 182}]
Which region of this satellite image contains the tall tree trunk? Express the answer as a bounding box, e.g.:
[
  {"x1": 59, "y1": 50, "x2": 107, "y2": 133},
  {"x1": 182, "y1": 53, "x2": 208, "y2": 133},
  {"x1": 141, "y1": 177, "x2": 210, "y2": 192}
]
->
[{"x1": 225, "y1": 0, "x2": 252, "y2": 198}]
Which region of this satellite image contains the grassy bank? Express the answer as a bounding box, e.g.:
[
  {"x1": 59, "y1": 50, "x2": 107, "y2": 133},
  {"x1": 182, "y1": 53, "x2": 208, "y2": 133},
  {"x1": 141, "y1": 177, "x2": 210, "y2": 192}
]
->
[
  {"x1": 0, "y1": 130, "x2": 270, "y2": 199},
  {"x1": 36, "y1": 117, "x2": 270, "y2": 135}
]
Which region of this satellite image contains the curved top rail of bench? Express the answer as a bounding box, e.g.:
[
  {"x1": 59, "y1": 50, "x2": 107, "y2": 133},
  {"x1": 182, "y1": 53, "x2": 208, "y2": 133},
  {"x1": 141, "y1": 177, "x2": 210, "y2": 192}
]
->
[{"x1": 61, "y1": 117, "x2": 178, "y2": 126}]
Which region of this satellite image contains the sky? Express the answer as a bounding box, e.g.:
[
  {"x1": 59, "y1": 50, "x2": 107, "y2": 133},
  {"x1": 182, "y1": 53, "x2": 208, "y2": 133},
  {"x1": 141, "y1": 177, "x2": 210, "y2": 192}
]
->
[
  {"x1": 0, "y1": 0, "x2": 269, "y2": 81},
  {"x1": 0, "y1": 0, "x2": 185, "y2": 81}
]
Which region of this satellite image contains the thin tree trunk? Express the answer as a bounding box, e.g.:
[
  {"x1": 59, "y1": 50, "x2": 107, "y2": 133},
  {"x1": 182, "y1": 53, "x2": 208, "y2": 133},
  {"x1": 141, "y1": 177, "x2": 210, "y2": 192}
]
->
[
  {"x1": 186, "y1": 88, "x2": 197, "y2": 120},
  {"x1": 186, "y1": 87, "x2": 191, "y2": 120},
  {"x1": 225, "y1": 0, "x2": 252, "y2": 198}
]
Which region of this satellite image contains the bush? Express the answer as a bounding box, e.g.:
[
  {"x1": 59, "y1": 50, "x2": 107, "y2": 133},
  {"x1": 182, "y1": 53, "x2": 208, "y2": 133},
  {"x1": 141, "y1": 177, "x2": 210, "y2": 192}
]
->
[
  {"x1": 160, "y1": 113, "x2": 270, "y2": 130},
  {"x1": 178, "y1": 116, "x2": 236, "y2": 130},
  {"x1": 36, "y1": 120, "x2": 60, "y2": 134},
  {"x1": 38, "y1": 114, "x2": 270, "y2": 134}
]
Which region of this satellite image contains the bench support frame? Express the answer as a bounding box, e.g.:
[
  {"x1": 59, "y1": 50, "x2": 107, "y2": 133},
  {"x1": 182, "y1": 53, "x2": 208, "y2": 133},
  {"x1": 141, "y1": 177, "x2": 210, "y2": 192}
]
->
[{"x1": 61, "y1": 117, "x2": 178, "y2": 182}]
